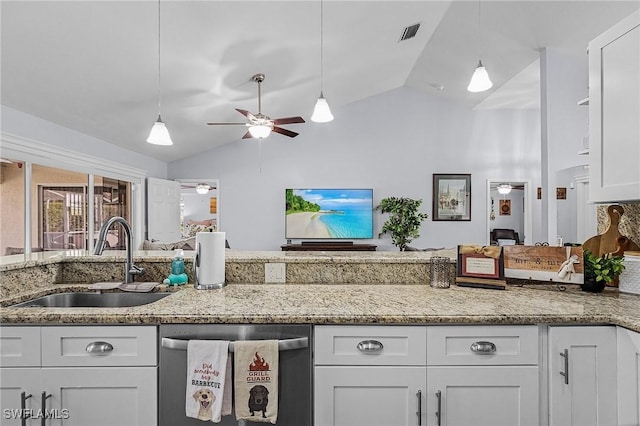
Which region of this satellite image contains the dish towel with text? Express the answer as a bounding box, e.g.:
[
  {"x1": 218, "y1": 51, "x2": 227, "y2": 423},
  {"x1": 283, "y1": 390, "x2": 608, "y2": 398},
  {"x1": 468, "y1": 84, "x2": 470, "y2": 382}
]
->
[
  {"x1": 234, "y1": 340, "x2": 279, "y2": 424},
  {"x1": 186, "y1": 340, "x2": 230, "y2": 423}
]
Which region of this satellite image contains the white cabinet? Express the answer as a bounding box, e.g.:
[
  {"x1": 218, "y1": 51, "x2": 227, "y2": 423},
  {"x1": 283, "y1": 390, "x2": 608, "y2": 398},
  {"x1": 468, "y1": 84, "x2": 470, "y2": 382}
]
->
[
  {"x1": 426, "y1": 366, "x2": 539, "y2": 426},
  {"x1": 0, "y1": 326, "x2": 157, "y2": 426},
  {"x1": 315, "y1": 366, "x2": 426, "y2": 426},
  {"x1": 314, "y1": 326, "x2": 427, "y2": 426},
  {"x1": 588, "y1": 10, "x2": 640, "y2": 202},
  {"x1": 426, "y1": 326, "x2": 539, "y2": 426},
  {"x1": 0, "y1": 369, "x2": 42, "y2": 425},
  {"x1": 548, "y1": 325, "x2": 617, "y2": 426},
  {"x1": 314, "y1": 325, "x2": 539, "y2": 426},
  {"x1": 617, "y1": 328, "x2": 640, "y2": 426}
]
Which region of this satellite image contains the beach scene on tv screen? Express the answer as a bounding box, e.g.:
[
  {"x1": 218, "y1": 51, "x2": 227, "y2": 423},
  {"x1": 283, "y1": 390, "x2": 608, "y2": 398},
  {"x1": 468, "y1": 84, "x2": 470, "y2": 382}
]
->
[{"x1": 285, "y1": 189, "x2": 374, "y2": 239}]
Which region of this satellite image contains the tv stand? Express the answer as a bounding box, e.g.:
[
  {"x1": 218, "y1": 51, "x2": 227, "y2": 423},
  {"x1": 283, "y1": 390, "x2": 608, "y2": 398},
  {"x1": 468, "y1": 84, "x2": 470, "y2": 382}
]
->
[{"x1": 281, "y1": 242, "x2": 377, "y2": 251}]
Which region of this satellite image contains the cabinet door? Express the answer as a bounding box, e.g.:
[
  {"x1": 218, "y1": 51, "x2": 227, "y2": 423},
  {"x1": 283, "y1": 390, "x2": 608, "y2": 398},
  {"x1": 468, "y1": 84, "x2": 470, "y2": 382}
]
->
[
  {"x1": 315, "y1": 366, "x2": 426, "y2": 426},
  {"x1": 618, "y1": 328, "x2": 640, "y2": 426},
  {"x1": 589, "y1": 10, "x2": 640, "y2": 202},
  {"x1": 426, "y1": 366, "x2": 539, "y2": 426},
  {"x1": 548, "y1": 326, "x2": 617, "y2": 426},
  {"x1": 41, "y1": 367, "x2": 157, "y2": 426},
  {"x1": 0, "y1": 368, "x2": 42, "y2": 426}
]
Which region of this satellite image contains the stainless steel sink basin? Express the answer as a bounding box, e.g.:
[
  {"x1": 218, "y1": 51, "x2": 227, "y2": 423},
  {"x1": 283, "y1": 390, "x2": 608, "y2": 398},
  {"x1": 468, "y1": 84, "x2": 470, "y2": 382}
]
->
[{"x1": 11, "y1": 292, "x2": 171, "y2": 308}]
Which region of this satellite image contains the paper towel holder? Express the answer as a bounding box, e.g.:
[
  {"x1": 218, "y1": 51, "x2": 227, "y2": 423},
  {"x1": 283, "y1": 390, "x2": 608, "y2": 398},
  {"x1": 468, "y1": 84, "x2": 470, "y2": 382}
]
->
[{"x1": 193, "y1": 242, "x2": 226, "y2": 289}]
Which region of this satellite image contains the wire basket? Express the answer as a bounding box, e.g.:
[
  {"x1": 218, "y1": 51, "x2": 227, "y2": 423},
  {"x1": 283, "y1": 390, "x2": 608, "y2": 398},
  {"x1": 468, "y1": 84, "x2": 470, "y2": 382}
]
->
[{"x1": 430, "y1": 256, "x2": 451, "y2": 288}]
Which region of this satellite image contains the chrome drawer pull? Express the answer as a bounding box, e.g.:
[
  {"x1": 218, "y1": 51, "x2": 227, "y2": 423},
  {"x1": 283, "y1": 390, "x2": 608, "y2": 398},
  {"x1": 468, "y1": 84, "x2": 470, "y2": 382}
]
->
[
  {"x1": 416, "y1": 390, "x2": 422, "y2": 426},
  {"x1": 357, "y1": 340, "x2": 384, "y2": 353},
  {"x1": 470, "y1": 341, "x2": 496, "y2": 354},
  {"x1": 86, "y1": 341, "x2": 114, "y2": 355}
]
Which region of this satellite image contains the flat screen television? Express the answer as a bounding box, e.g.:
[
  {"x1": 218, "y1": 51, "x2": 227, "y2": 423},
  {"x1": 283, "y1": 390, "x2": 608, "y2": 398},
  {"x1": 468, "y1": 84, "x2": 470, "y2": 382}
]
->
[{"x1": 285, "y1": 188, "x2": 374, "y2": 239}]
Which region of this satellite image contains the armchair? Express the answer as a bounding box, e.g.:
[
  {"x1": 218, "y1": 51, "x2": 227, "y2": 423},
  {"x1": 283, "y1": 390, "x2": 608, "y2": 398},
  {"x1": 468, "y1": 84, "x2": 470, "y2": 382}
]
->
[{"x1": 490, "y1": 228, "x2": 520, "y2": 245}]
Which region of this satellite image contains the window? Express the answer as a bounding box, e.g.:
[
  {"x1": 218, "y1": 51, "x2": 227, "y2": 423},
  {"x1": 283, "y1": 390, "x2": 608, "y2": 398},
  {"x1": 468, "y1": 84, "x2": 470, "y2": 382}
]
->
[
  {"x1": 1, "y1": 133, "x2": 146, "y2": 257},
  {"x1": 0, "y1": 159, "x2": 26, "y2": 255},
  {"x1": 0, "y1": 162, "x2": 131, "y2": 254}
]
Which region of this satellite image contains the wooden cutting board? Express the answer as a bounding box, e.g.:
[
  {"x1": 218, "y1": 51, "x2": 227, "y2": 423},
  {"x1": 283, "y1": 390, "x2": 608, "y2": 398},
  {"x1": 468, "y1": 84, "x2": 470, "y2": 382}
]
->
[{"x1": 582, "y1": 205, "x2": 640, "y2": 257}]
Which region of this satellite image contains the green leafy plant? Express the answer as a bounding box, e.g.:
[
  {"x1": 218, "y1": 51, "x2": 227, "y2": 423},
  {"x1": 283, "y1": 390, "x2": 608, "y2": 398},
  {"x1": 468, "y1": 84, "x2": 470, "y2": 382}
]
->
[
  {"x1": 376, "y1": 197, "x2": 429, "y2": 251},
  {"x1": 584, "y1": 250, "x2": 625, "y2": 283}
]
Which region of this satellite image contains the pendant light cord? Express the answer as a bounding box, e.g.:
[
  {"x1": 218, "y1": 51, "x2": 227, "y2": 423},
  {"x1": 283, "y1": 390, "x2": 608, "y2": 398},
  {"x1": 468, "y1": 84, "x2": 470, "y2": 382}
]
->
[
  {"x1": 320, "y1": 0, "x2": 324, "y2": 94},
  {"x1": 477, "y1": 0, "x2": 482, "y2": 58},
  {"x1": 156, "y1": 0, "x2": 162, "y2": 117}
]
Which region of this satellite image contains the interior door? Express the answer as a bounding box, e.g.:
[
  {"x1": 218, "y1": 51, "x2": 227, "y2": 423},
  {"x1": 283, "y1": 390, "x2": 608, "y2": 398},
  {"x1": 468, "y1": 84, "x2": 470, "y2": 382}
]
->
[{"x1": 146, "y1": 177, "x2": 180, "y2": 243}]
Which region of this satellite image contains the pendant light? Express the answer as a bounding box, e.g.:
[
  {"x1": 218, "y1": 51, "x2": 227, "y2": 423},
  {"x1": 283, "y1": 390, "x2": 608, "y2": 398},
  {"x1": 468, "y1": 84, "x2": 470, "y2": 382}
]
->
[
  {"x1": 311, "y1": 0, "x2": 334, "y2": 123},
  {"x1": 147, "y1": 0, "x2": 173, "y2": 145},
  {"x1": 467, "y1": 0, "x2": 493, "y2": 93}
]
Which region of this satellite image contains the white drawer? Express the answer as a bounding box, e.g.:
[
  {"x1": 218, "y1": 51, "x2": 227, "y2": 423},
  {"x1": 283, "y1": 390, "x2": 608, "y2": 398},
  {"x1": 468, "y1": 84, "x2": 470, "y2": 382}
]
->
[
  {"x1": 314, "y1": 325, "x2": 426, "y2": 366},
  {"x1": 427, "y1": 325, "x2": 539, "y2": 366},
  {"x1": 41, "y1": 326, "x2": 157, "y2": 367},
  {"x1": 0, "y1": 326, "x2": 41, "y2": 367}
]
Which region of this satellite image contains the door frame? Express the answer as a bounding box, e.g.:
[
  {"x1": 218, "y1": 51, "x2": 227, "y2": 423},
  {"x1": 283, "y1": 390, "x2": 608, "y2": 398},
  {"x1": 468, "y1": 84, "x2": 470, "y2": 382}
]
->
[{"x1": 486, "y1": 178, "x2": 533, "y2": 245}]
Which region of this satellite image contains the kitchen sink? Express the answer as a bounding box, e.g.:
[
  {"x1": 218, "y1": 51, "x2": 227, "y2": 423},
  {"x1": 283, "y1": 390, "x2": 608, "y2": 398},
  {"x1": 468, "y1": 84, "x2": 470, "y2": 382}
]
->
[{"x1": 11, "y1": 292, "x2": 171, "y2": 308}]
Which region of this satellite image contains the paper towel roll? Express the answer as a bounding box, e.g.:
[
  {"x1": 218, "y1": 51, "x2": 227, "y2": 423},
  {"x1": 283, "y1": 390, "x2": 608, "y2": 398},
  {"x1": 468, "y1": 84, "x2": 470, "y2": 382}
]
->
[{"x1": 194, "y1": 232, "x2": 226, "y2": 289}]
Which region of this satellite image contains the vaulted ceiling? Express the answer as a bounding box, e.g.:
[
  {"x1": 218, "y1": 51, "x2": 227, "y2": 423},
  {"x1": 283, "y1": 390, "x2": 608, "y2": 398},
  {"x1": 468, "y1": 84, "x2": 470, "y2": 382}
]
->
[{"x1": 1, "y1": 1, "x2": 638, "y2": 162}]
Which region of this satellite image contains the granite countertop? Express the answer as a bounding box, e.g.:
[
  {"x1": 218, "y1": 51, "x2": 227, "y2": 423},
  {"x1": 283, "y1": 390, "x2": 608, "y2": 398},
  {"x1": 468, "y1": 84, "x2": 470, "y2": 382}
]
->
[
  {"x1": 0, "y1": 249, "x2": 456, "y2": 271},
  {"x1": 2, "y1": 283, "x2": 639, "y2": 332}
]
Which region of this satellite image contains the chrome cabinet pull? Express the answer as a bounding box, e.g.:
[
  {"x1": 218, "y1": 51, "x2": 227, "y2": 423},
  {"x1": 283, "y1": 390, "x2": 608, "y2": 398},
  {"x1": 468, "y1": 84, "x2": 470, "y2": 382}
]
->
[
  {"x1": 560, "y1": 348, "x2": 569, "y2": 384},
  {"x1": 416, "y1": 390, "x2": 422, "y2": 426},
  {"x1": 357, "y1": 340, "x2": 384, "y2": 353},
  {"x1": 435, "y1": 390, "x2": 442, "y2": 426},
  {"x1": 470, "y1": 341, "x2": 497, "y2": 354},
  {"x1": 40, "y1": 391, "x2": 52, "y2": 426},
  {"x1": 85, "y1": 341, "x2": 114, "y2": 355},
  {"x1": 20, "y1": 392, "x2": 32, "y2": 426}
]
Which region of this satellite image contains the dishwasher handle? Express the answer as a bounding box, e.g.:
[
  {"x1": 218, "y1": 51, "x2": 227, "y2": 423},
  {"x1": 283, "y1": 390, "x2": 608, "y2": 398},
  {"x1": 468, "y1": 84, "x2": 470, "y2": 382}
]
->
[{"x1": 162, "y1": 336, "x2": 308, "y2": 352}]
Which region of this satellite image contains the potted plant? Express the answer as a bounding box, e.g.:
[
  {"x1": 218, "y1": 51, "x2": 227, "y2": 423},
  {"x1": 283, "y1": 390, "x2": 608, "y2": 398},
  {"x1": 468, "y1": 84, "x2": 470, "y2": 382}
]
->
[
  {"x1": 583, "y1": 250, "x2": 625, "y2": 292},
  {"x1": 376, "y1": 197, "x2": 429, "y2": 251}
]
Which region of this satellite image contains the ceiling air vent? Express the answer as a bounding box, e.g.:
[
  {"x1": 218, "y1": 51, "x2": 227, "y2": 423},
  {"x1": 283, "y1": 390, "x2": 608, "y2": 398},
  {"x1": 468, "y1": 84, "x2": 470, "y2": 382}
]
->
[{"x1": 399, "y1": 23, "x2": 420, "y2": 42}]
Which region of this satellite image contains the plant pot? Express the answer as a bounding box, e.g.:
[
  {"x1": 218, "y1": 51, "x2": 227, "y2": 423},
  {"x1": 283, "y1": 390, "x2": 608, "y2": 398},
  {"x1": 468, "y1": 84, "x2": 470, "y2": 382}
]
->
[{"x1": 581, "y1": 277, "x2": 606, "y2": 293}]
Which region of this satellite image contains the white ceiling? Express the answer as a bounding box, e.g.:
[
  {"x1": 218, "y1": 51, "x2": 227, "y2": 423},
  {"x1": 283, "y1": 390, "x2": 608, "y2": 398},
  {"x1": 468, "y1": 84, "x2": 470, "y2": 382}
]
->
[{"x1": 2, "y1": 1, "x2": 638, "y2": 163}]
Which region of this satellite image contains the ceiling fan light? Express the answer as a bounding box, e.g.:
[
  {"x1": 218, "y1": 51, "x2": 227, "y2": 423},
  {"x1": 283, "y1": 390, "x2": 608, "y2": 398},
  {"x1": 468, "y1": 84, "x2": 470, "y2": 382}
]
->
[
  {"x1": 467, "y1": 60, "x2": 493, "y2": 92},
  {"x1": 146, "y1": 115, "x2": 173, "y2": 145},
  {"x1": 248, "y1": 124, "x2": 272, "y2": 139},
  {"x1": 195, "y1": 183, "x2": 209, "y2": 194},
  {"x1": 311, "y1": 94, "x2": 334, "y2": 123},
  {"x1": 497, "y1": 184, "x2": 512, "y2": 195}
]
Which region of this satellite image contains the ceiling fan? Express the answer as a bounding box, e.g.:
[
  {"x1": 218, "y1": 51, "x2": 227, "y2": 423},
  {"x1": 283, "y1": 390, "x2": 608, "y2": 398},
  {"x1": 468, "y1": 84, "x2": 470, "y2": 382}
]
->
[
  {"x1": 206, "y1": 73, "x2": 305, "y2": 139},
  {"x1": 180, "y1": 182, "x2": 215, "y2": 194}
]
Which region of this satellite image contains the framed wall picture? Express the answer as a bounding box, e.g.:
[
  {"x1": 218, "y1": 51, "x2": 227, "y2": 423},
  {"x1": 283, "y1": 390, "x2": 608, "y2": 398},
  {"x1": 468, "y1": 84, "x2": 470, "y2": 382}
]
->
[
  {"x1": 433, "y1": 174, "x2": 471, "y2": 221},
  {"x1": 556, "y1": 187, "x2": 567, "y2": 200},
  {"x1": 499, "y1": 199, "x2": 511, "y2": 215}
]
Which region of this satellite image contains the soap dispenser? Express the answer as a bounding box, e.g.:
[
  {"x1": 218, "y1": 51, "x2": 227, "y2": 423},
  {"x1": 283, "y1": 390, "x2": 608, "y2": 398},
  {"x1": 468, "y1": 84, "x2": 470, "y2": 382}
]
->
[{"x1": 166, "y1": 249, "x2": 188, "y2": 286}]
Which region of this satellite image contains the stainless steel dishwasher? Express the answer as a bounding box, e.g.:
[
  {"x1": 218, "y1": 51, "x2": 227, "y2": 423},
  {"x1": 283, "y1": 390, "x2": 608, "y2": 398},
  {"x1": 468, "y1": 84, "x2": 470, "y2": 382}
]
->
[{"x1": 159, "y1": 324, "x2": 312, "y2": 425}]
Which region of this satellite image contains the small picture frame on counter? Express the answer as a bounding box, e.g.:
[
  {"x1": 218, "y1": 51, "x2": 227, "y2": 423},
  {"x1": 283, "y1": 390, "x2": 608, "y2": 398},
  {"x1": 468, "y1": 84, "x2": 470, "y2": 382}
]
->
[{"x1": 456, "y1": 245, "x2": 506, "y2": 289}]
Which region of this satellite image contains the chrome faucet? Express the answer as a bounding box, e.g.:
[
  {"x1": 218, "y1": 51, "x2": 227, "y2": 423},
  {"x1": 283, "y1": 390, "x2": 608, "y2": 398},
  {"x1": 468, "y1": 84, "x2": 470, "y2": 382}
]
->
[{"x1": 94, "y1": 216, "x2": 145, "y2": 283}]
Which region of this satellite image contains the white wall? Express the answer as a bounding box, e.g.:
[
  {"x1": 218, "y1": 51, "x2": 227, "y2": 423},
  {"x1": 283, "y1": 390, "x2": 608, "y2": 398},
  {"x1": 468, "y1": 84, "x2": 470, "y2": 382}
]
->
[
  {"x1": 540, "y1": 48, "x2": 590, "y2": 243},
  {"x1": 169, "y1": 87, "x2": 542, "y2": 251},
  {"x1": 1, "y1": 105, "x2": 168, "y2": 179}
]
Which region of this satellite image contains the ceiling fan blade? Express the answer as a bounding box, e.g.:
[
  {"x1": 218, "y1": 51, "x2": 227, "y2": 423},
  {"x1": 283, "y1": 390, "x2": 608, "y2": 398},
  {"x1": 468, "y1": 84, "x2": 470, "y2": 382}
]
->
[
  {"x1": 273, "y1": 116, "x2": 305, "y2": 125},
  {"x1": 206, "y1": 122, "x2": 247, "y2": 126},
  {"x1": 236, "y1": 108, "x2": 257, "y2": 121},
  {"x1": 272, "y1": 126, "x2": 299, "y2": 138},
  {"x1": 242, "y1": 131, "x2": 253, "y2": 139}
]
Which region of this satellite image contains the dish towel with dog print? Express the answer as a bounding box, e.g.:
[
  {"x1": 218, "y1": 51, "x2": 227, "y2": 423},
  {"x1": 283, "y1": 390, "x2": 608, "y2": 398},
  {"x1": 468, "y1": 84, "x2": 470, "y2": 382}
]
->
[
  {"x1": 234, "y1": 340, "x2": 279, "y2": 424},
  {"x1": 186, "y1": 340, "x2": 230, "y2": 423}
]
